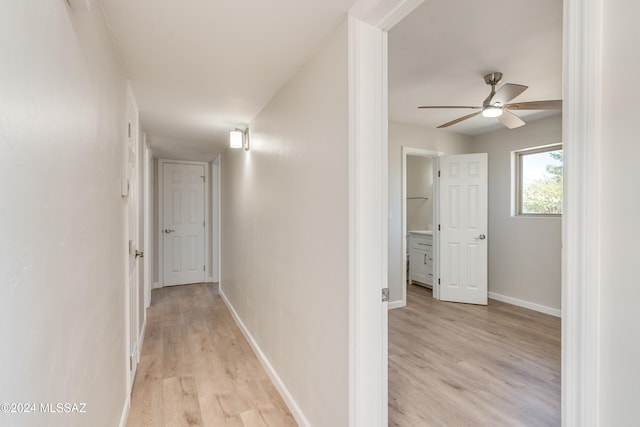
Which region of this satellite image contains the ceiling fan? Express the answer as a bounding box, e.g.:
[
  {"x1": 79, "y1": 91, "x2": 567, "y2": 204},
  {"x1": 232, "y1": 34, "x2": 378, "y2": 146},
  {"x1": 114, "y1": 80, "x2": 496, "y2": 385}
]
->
[{"x1": 418, "y1": 72, "x2": 562, "y2": 129}]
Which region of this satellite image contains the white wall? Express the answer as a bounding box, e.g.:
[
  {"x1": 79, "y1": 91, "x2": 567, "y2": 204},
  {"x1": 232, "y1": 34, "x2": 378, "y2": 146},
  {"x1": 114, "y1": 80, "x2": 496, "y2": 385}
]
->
[
  {"x1": 406, "y1": 156, "x2": 433, "y2": 231},
  {"x1": 220, "y1": 22, "x2": 348, "y2": 427},
  {"x1": 472, "y1": 115, "x2": 562, "y2": 311},
  {"x1": 388, "y1": 121, "x2": 472, "y2": 302},
  {"x1": 0, "y1": 2, "x2": 128, "y2": 426},
  {"x1": 599, "y1": 0, "x2": 640, "y2": 422}
]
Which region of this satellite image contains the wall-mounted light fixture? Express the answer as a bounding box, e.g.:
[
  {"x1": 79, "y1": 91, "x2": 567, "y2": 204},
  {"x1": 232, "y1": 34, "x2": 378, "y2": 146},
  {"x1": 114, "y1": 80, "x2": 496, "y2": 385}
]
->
[{"x1": 229, "y1": 128, "x2": 249, "y2": 151}]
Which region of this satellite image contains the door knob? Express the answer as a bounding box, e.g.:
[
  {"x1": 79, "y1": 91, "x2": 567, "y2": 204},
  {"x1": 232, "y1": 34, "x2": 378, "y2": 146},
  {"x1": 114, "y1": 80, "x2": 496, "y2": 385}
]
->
[
  {"x1": 475, "y1": 234, "x2": 486, "y2": 240},
  {"x1": 164, "y1": 229, "x2": 175, "y2": 234},
  {"x1": 135, "y1": 250, "x2": 144, "y2": 259}
]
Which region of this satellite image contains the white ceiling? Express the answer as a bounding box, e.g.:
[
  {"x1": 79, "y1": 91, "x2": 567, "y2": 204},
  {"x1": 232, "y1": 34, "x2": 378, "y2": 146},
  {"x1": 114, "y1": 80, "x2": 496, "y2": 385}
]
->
[
  {"x1": 100, "y1": 0, "x2": 563, "y2": 160},
  {"x1": 389, "y1": 0, "x2": 563, "y2": 136},
  {"x1": 100, "y1": 0, "x2": 356, "y2": 160}
]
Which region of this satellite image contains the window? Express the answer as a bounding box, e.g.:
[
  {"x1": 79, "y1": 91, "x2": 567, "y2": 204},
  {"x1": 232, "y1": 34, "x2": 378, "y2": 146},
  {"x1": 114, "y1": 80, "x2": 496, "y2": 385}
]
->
[{"x1": 515, "y1": 144, "x2": 563, "y2": 216}]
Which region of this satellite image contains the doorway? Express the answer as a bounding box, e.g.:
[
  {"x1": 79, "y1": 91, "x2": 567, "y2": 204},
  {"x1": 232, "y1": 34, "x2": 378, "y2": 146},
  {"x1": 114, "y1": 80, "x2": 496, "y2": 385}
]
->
[
  {"x1": 401, "y1": 148, "x2": 439, "y2": 305},
  {"x1": 158, "y1": 160, "x2": 210, "y2": 286},
  {"x1": 401, "y1": 149, "x2": 490, "y2": 307},
  {"x1": 349, "y1": 0, "x2": 594, "y2": 423}
]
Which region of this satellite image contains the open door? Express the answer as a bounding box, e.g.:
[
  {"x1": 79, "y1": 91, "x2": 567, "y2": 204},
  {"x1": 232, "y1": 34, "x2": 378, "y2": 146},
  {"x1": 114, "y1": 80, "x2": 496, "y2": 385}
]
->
[
  {"x1": 160, "y1": 160, "x2": 207, "y2": 286},
  {"x1": 125, "y1": 89, "x2": 141, "y2": 391},
  {"x1": 438, "y1": 153, "x2": 488, "y2": 305}
]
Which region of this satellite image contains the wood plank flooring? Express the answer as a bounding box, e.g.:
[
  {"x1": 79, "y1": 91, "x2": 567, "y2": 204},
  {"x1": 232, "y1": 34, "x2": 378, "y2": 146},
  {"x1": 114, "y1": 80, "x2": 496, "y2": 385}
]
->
[
  {"x1": 388, "y1": 284, "x2": 561, "y2": 427},
  {"x1": 129, "y1": 282, "x2": 559, "y2": 426},
  {"x1": 127, "y1": 283, "x2": 296, "y2": 427}
]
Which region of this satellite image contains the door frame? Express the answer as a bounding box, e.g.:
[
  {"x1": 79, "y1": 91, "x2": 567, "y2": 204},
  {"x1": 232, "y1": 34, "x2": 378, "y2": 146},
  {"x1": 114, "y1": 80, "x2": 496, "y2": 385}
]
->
[
  {"x1": 157, "y1": 159, "x2": 210, "y2": 287},
  {"x1": 562, "y1": 0, "x2": 602, "y2": 423},
  {"x1": 124, "y1": 82, "x2": 141, "y2": 394},
  {"x1": 348, "y1": 1, "x2": 423, "y2": 425},
  {"x1": 211, "y1": 156, "x2": 221, "y2": 283},
  {"x1": 143, "y1": 135, "x2": 152, "y2": 308},
  {"x1": 349, "y1": 0, "x2": 600, "y2": 425},
  {"x1": 401, "y1": 147, "x2": 442, "y2": 306}
]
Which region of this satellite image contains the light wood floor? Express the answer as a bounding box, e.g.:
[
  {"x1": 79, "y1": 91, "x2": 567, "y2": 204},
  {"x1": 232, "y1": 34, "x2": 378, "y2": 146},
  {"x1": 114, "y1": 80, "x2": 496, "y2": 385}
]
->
[
  {"x1": 389, "y1": 284, "x2": 561, "y2": 427},
  {"x1": 127, "y1": 283, "x2": 296, "y2": 427}
]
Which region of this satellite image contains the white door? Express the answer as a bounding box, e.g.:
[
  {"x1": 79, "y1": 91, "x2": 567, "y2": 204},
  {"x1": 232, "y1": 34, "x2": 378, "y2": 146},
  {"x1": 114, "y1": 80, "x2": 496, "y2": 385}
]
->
[
  {"x1": 126, "y1": 94, "x2": 140, "y2": 390},
  {"x1": 439, "y1": 153, "x2": 488, "y2": 305},
  {"x1": 162, "y1": 162, "x2": 206, "y2": 286}
]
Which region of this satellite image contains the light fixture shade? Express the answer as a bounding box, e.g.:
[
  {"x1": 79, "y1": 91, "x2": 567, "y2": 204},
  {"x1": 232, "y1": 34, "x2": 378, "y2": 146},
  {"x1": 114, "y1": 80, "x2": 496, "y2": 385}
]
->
[
  {"x1": 230, "y1": 130, "x2": 243, "y2": 148},
  {"x1": 482, "y1": 106, "x2": 503, "y2": 118}
]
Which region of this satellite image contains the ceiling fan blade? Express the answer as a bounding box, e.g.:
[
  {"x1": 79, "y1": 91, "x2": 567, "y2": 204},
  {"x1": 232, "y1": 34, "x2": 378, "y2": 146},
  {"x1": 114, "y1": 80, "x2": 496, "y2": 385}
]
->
[
  {"x1": 418, "y1": 105, "x2": 481, "y2": 109},
  {"x1": 491, "y1": 83, "x2": 528, "y2": 105},
  {"x1": 437, "y1": 111, "x2": 482, "y2": 128},
  {"x1": 505, "y1": 100, "x2": 562, "y2": 110},
  {"x1": 497, "y1": 110, "x2": 526, "y2": 129}
]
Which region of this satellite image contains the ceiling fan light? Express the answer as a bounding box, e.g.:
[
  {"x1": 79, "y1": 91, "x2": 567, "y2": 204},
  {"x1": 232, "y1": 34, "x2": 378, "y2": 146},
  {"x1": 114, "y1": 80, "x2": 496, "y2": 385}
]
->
[{"x1": 482, "y1": 106, "x2": 503, "y2": 118}]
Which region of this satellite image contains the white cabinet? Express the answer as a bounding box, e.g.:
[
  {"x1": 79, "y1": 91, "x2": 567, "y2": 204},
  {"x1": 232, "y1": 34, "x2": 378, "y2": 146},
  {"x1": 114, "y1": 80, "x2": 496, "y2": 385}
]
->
[{"x1": 409, "y1": 233, "x2": 433, "y2": 287}]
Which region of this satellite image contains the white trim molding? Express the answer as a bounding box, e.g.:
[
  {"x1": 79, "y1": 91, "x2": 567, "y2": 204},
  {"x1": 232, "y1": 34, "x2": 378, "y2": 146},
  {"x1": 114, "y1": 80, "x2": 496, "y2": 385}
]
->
[
  {"x1": 347, "y1": 15, "x2": 388, "y2": 427},
  {"x1": 401, "y1": 147, "x2": 442, "y2": 306},
  {"x1": 348, "y1": 1, "x2": 422, "y2": 426},
  {"x1": 219, "y1": 289, "x2": 311, "y2": 427},
  {"x1": 489, "y1": 292, "x2": 561, "y2": 318},
  {"x1": 562, "y1": 0, "x2": 603, "y2": 424},
  {"x1": 388, "y1": 300, "x2": 405, "y2": 310},
  {"x1": 118, "y1": 393, "x2": 131, "y2": 427}
]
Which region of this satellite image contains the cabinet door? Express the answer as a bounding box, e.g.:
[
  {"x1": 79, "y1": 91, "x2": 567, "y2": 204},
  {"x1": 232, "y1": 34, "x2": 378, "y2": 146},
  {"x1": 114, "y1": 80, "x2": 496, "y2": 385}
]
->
[
  {"x1": 423, "y1": 247, "x2": 434, "y2": 285},
  {"x1": 410, "y1": 248, "x2": 429, "y2": 285}
]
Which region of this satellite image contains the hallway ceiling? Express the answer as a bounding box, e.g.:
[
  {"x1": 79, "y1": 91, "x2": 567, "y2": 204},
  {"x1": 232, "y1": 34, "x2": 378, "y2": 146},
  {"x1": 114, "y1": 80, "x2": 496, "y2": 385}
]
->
[
  {"x1": 100, "y1": 0, "x2": 356, "y2": 160},
  {"x1": 389, "y1": 0, "x2": 563, "y2": 136},
  {"x1": 100, "y1": 0, "x2": 562, "y2": 160}
]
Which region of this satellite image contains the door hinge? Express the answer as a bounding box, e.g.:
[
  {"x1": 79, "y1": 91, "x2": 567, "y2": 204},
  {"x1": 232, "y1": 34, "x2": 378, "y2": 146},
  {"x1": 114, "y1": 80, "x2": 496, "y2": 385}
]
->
[
  {"x1": 382, "y1": 288, "x2": 389, "y2": 302},
  {"x1": 128, "y1": 123, "x2": 131, "y2": 138},
  {"x1": 129, "y1": 355, "x2": 133, "y2": 370},
  {"x1": 438, "y1": 170, "x2": 441, "y2": 177},
  {"x1": 203, "y1": 220, "x2": 205, "y2": 227},
  {"x1": 438, "y1": 224, "x2": 441, "y2": 231},
  {"x1": 203, "y1": 265, "x2": 206, "y2": 271},
  {"x1": 200, "y1": 175, "x2": 205, "y2": 182},
  {"x1": 438, "y1": 278, "x2": 441, "y2": 285}
]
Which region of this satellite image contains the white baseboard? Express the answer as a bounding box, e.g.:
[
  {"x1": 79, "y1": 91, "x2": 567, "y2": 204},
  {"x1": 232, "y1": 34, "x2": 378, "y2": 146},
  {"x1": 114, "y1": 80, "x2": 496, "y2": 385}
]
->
[
  {"x1": 219, "y1": 289, "x2": 311, "y2": 427},
  {"x1": 152, "y1": 282, "x2": 161, "y2": 289},
  {"x1": 118, "y1": 393, "x2": 130, "y2": 427},
  {"x1": 119, "y1": 312, "x2": 147, "y2": 427},
  {"x1": 137, "y1": 317, "x2": 147, "y2": 364},
  {"x1": 388, "y1": 300, "x2": 405, "y2": 309},
  {"x1": 489, "y1": 292, "x2": 561, "y2": 318}
]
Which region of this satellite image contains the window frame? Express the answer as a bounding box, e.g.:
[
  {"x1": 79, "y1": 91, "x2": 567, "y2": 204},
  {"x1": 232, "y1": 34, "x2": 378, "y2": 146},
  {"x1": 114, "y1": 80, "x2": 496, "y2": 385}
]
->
[{"x1": 514, "y1": 143, "x2": 563, "y2": 217}]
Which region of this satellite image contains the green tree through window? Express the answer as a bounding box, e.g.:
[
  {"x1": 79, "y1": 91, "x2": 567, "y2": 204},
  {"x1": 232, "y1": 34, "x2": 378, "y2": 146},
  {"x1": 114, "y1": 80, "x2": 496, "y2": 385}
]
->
[{"x1": 518, "y1": 147, "x2": 563, "y2": 215}]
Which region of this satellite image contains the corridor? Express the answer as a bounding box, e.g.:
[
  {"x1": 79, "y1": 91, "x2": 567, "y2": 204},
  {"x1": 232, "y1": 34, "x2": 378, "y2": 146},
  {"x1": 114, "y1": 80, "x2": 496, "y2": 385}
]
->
[{"x1": 127, "y1": 283, "x2": 296, "y2": 427}]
